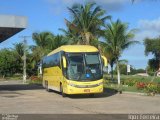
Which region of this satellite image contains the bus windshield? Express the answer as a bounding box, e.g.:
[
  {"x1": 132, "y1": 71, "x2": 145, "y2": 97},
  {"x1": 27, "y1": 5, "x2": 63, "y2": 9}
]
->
[{"x1": 66, "y1": 53, "x2": 102, "y2": 81}]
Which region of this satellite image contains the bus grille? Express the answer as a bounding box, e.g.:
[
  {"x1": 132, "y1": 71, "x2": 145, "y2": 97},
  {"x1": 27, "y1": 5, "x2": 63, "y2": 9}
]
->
[{"x1": 75, "y1": 84, "x2": 99, "y2": 88}]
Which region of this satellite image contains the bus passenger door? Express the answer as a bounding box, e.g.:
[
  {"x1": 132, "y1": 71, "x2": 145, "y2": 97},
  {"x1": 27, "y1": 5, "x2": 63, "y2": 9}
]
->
[{"x1": 54, "y1": 66, "x2": 63, "y2": 91}]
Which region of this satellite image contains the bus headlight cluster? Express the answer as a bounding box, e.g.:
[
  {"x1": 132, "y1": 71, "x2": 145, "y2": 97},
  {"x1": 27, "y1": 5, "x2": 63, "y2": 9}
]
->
[
  {"x1": 97, "y1": 82, "x2": 103, "y2": 86},
  {"x1": 68, "y1": 82, "x2": 103, "y2": 88},
  {"x1": 68, "y1": 83, "x2": 76, "y2": 87}
]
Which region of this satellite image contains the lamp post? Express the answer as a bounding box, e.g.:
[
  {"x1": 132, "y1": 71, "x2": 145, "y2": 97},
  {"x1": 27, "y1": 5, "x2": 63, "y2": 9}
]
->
[{"x1": 20, "y1": 36, "x2": 30, "y2": 83}]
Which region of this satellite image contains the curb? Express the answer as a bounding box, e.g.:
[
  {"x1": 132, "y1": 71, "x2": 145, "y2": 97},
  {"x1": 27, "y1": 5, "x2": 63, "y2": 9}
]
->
[
  {"x1": 122, "y1": 91, "x2": 160, "y2": 97},
  {"x1": 122, "y1": 91, "x2": 147, "y2": 96}
]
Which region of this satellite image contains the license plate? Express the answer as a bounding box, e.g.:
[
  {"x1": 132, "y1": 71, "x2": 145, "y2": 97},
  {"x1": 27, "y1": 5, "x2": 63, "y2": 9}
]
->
[{"x1": 84, "y1": 89, "x2": 90, "y2": 92}]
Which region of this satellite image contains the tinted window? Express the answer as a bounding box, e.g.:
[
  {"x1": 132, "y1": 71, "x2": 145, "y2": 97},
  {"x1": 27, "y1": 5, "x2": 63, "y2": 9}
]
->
[
  {"x1": 85, "y1": 54, "x2": 99, "y2": 64},
  {"x1": 42, "y1": 52, "x2": 60, "y2": 68}
]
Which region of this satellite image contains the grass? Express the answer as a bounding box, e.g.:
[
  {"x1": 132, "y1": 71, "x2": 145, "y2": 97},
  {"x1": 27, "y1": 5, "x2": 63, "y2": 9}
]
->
[
  {"x1": 104, "y1": 84, "x2": 146, "y2": 93},
  {"x1": 28, "y1": 79, "x2": 42, "y2": 85},
  {"x1": 0, "y1": 75, "x2": 22, "y2": 81}
]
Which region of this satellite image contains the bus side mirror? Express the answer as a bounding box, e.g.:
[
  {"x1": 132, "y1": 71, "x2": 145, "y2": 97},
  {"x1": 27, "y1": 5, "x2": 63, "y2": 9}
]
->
[
  {"x1": 62, "y1": 56, "x2": 67, "y2": 68},
  {"x1": 101, "y1": 56, "x2": 108, "y2": 67}
]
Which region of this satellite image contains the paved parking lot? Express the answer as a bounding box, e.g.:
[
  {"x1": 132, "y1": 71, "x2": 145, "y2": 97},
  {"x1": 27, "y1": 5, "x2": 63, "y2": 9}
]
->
[{"x1": 0, "y1": 80, "x2": 160, "y2": 114}]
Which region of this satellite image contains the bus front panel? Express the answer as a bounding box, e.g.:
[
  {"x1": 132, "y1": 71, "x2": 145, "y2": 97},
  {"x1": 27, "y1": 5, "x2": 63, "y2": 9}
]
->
[{"x1": 62, "y1": 79, "x2": 103, "y2": 94}]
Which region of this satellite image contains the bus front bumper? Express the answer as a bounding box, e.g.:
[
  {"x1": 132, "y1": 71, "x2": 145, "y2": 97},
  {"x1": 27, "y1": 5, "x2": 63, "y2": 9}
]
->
[{"x1": 64, "y1": 85, "x2": 103, "y2": 95}]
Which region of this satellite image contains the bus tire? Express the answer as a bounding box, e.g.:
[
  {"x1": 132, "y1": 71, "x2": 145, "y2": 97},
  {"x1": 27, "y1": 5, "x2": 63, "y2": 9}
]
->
[
  {"x1": 45, "y1": 81, "x2": 51, "y2": 92},
  {"x1": 60, "y1": 85, "x2": 66, "y2": 97}
]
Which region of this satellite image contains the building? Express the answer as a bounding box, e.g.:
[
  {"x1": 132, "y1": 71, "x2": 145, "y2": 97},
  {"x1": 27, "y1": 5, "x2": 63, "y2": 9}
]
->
[{"x1": 0, "y1": 15, "x2": 27, "y2": 43}]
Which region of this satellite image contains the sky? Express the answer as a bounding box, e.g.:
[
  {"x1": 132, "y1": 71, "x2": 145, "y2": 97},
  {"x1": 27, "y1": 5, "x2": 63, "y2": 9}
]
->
[{"x1": 0, "y1": 0, "x2": 160, "y2": 69}]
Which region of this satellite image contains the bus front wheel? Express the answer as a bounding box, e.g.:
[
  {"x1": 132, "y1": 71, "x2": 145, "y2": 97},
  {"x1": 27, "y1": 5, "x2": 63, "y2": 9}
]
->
[{"x1": 60, "y1": 85, "x2": 66, "y2": 97}]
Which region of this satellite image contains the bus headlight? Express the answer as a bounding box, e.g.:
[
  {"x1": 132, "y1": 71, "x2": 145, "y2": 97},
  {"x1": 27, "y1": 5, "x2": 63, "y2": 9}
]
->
[{"x1": 68, "y1": 83, "x2": 76, "y2": 87}]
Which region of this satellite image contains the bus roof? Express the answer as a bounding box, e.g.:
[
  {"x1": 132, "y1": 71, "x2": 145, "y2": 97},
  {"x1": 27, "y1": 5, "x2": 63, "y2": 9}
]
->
[{"x1": 47, "y1": 45, "x2": 99, "y2": 56}]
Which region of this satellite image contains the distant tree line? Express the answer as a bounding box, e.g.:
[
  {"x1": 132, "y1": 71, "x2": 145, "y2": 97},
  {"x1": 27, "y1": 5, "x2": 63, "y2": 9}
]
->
[
  {"x1": 0, "y1": 34, "x2": 67, "y2": 78},
  {"x1": 113, "y1": 62, "x2": 146, "y2": 75}
]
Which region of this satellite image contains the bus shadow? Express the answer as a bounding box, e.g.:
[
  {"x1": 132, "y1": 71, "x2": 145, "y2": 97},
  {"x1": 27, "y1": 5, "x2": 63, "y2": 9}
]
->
[
  {"x1": 67, "y1": 88, "x2": 118, "y2": 99},
  {"x1": 0, "y1": 84, "x2": 44, "y2": 91}
]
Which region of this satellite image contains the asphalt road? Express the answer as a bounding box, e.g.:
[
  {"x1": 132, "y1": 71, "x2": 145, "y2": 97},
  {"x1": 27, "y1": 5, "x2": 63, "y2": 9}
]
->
[{"x1": 0, "y1": 80, "x2": 160, "y2": 115}]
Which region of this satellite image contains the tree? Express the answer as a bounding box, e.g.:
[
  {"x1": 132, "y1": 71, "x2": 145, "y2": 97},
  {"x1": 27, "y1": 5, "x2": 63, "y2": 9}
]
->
[
  {"x1": 49, "y1": 35, "x2": 68, "y2": 50},
  {"x1": 31, "y1": 32, "x2": 69, "y2": 73},
  {"x1": 114, "y1": 63, "x2": 146, "y2": 75},
  {"x1": 101, "y1": 44, "x2": 116, "y2": 80},
  {"x1": 65, "y1": 2, "x2": 111, "y2": 45},
  {"x1": 100, "y1": 19, "x2": 138, "y2": 86},
  {"x1": 59, "y1": 28, "x2": 81, "y2": 45},
  {"x1": 114, "y1": 60, "x2": 128, "y2": 75},
  {"x1": 32, "y1": 31, "x2": 56, "y2": 54},
  {"x1": 12, "y1": 43, "x2": 25, "y2": 73},
  {"x1": 31, "y1": 32, "x2": 54, "y2": 68},
  {"x1": 13, "y1": 42, "x2": 37, "y2": 76},
  {"x1": 144, "y1": 37, "x2": 160, "y2": 74},
  {"x1": 32, "y1": 32, "x2": 53, "y2": 50},
  {"x1": 0, "y1": 49, "x2": 17, "y2": 77}
]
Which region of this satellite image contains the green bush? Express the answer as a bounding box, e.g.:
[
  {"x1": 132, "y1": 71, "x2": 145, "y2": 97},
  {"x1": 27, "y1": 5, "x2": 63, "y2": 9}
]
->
[
  {"x1": 147, "y1": 71, "x2": 155, "y2": 76},
  {"x1": 145, "y1": 83, "x2": 158, "y2": 93},
  {"x1": 157, "y1": 83, "x2": 160, "y2": 94},
  {"x1": 122, "y1": 79, "x2": 137, "y2": 86},
  {"x1": 104, "y1": 80, "x2": 109, "y2": 84}
]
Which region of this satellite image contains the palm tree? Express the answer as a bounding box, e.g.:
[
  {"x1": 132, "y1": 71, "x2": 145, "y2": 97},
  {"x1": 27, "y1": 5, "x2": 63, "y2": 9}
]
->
[
  {"x1": 65, "y1": 2, "x2": 111, "y2": 45},
  {"x1": 32, "y1": 32, "x2": 54, "y2": 51},
  {"x1": 31, "y1": 32, "x2": 69, "y2": 69},
  {"x1": 59, "y1": 28, "x2": 80, "y2": 45},
  {"x1": 101, "y1": 19, "x2": 138, "y2": 87},
  {"x1": 31, "y1": 32, "x2": 54, "y2": 70},
  {"x1": 13, "y1": 42, "x2": 24, "y2": 59},
  {"x1": 32, "y1": 31, "x2": 54, "y2": 59},
  {"x1": 49, "y1": 35, "x2": 68, "y2": 50},
  {"x1": 12, "y1": 43, "x2": 25, "y2": 73}
]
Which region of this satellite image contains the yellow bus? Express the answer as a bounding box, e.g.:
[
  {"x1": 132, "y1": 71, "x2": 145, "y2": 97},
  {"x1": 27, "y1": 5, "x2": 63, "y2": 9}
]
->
[{"x1": 42, "y1": 45, "x2": 107, "y2": 97}]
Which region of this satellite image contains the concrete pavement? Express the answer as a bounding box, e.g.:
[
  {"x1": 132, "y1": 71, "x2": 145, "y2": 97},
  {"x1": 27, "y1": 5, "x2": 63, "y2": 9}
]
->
[{"x1": 0, "y1": 80, "x2": 160, "y2": 114}]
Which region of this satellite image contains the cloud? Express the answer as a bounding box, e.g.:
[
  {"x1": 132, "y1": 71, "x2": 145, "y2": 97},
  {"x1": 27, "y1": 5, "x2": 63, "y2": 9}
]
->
[
  {"x1": 139, "y1": 17, "x2": 160, "y2": 32},
  {"x1": 47, "y1": 0, "x2": 129, "y2": 6},
  {"x1": 47, "y1": 0, "x2": 81, "y2": 7},
  {"x1": 89, "y1": 0, "x2": 129, "y2": 11},
  {"x1": 46, "y1": 0, "x2": 130, "y2": 15},
  {"x1": 134, "y1": 17, "x2": 160, "y2": 41},
  {"x1": 134, "y1": 30, "x2": 159, "y2": 42}
]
